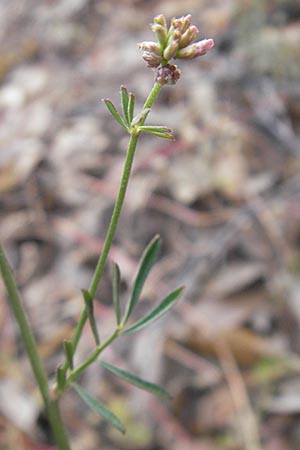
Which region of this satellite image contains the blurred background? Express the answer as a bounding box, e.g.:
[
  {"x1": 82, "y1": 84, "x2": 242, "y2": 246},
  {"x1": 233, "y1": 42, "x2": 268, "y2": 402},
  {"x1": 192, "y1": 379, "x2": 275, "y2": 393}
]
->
[{"x1": 0, "y1": 1, "x2": 300, "y2": 449}]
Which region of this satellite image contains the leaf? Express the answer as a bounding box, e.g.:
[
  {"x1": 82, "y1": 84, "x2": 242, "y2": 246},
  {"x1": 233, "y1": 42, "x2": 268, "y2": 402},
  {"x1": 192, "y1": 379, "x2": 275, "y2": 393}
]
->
[
  {"x1": 100, "y1": 360, "x2": 171, "y2": 399},
  {"x1": 122, "y1": 286, "x2": 184, "y2": 335},
  {"x1": 131, "y1": 108, "x2": 150, "y2": 126},
  {"x1": 112, "y1": 263, "x2": 121, "y2": 325},
  {"x1": 127, "y1": 92, "x2": 135, "y2": 124},
  {"x1": 139, "y1": 125, "x2": 173, "y2": 133},
  {"x1": 103, "y1": 99, "x2": 128, "y2": 130},
  {"x1": 122, "y1": 235, "x2": 161, "y2": 325},
  {"x1": 120, "y1": 86, "x2": 130, "y2": 125},
  {"x1": 72, "y1": 383, "x2": 126, "y2": 434},
  {"x1": 82, "y1": 289, "x2": 100, "y2": 345},
  {"x1": 63, "y1": 340, "x2": 74, "y2": 370},
  {"x1": 56, "y1": 365, "x2": 66, "y2": 391},
  {"x1": 139, "y1": 127, "x2": 174, "y2": 140},
  {"x1": 151, "y1": 132, "x2": 174, "y2": 140}
]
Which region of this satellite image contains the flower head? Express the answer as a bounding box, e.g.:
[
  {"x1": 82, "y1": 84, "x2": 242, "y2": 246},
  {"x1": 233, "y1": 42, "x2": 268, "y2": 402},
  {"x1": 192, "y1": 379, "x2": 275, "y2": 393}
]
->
[{"x1": 138, "y1": 14, "x2": 214, "y2": 84}]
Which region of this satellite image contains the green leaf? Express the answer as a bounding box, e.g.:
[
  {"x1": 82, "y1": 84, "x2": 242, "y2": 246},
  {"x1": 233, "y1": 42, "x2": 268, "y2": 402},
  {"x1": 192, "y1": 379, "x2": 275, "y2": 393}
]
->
[
  {"x1": 56, "y1": 365, "x2": 66, "y2": 391},
  {"x1": 82, "y1": 289, "x2": 100, "y2": 345},
  {"x1": 100, "y1": 360, "x2": 171, "y2": 399},
  {"x1": 72, "y1": 383, "x2": 125, "y2": 434},
  {"x1": 120, "y1": 86, "x2": 130, "y2": 125},
  {"x1": 127, "y1": 92, "x2": 135, "y2": 124},
  {"x1": 131, "y1": 108, "x2": 150, "y2": 126},
  {"x1": 138, "y1": 125, "x2": 173, "y2": 133},
  {"x1": 150, "y1": 132, "x2": 174, "y2": 140},
  {"x1": 63, "y1": 340, "x2": 74, "y2": 370},
  {"x1": 139, "y1": 126, "x2": 174, "y2": 140},
  {"x1": 112, "y1": 263, "x2": 121, "y2": 325},
  {"x1": 103, "y1": 99, "x2": 128, "y2": 130},
  {"x1": 122, "y1": 286, "x2": 184, "y2": 335},
  {"x1": 122, "y1": 235, "x2": 161, "y2": 325}
]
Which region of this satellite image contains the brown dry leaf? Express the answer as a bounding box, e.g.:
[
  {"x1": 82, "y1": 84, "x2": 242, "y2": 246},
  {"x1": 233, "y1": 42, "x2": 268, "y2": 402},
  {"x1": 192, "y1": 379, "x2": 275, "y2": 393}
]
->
[{"x1": 185, "y1": 327, "x2": 278, "y2": 367}]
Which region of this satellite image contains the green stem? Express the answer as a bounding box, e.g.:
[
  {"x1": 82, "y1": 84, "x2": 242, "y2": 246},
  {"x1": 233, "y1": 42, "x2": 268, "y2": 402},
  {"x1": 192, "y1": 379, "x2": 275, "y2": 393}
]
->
[
  {"x1": 68, "y1": 132, "x2": 138, "y2": 356},
  {"x1": 0, "y1": 244, "x2": 49, "y2": 402},
  {"x1": 0, "y1": 243, "x2": 71, "y2": 450},
  {"x1": 66, "y1": 82, "x2": 163, "y2": 363},
  {"x1": 89, "y1": 132, "x2": 139, "y2": 299},
  {"x1": 143, "y1": 82, "x2": 162, "y2": 112},
  {"x1": 46, "y1": 398, "x2": 71, "y2": 450},
  {"x1": 66, "y1": 328, "x2": 119, "y2": 385}
]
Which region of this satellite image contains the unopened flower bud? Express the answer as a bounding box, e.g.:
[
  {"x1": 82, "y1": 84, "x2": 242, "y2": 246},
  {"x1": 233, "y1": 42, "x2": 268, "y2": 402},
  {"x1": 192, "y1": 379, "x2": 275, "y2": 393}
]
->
[
  {"x1": 138, "y1": 41, "x2": 162, "y2": 56},
  {"x1": 153, "y1": 14, "x2": 167, "y2": 29},
  {"x1": 163, "y1": 37, "x2": 180, "y2": 61},
  {"x1": 139, "y1": 14, "x2": 214, "y2": 74},
  {"x1": 194, "y1": 38, "x2": 215, "y2": 56},
  {"x1": 179, "y1": 25, "x2": 199, "y2": 49},
  {"x1": 151, "y1": 23, "x2": 168, "y2": 47},
  {"x1": 176, "y1": 38, "x2": 214, "y2": 59},
  {"x1": 142, "y1": 51, "x2": 163, "y2": 67},
  {"x1": 172, "y1": 14, "x2": 192, "y2": 34},
  {"x1": 155, "y1": 64, "x2": 181, "y2": 85}
]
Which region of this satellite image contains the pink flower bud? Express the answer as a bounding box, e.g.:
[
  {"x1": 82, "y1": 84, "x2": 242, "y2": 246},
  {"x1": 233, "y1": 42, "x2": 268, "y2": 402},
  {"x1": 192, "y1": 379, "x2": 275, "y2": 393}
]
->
[
  {"x1": 138, "y1": 41, "x2": 162, "y2": 56},
  {"x1": 181, "y1": 14, "x2": 192, "y2": 33},
  {"x1": 194, "y1": 38, "x2": 215, "y2": 56},
  {"x1": 175, "y1": 38, "x2": 214, "y2": 59},
  {"x1": 172, "y1": 14, "x2": 192, "y2": 34},
  {"x1": 142, "y1": 51, "x2": 163, "y2": 67},
  {"x1": 179, "y1": 25, "x2": 199, "y2": 49},
  {"x1": 139, "y1": 14, "x2": 214, "y2": 73}
]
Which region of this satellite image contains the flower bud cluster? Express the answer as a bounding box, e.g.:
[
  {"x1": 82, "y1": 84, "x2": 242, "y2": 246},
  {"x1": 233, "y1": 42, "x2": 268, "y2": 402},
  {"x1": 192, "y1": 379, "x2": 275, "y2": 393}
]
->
[
  {"x1": 138, "y1": 14, "x2": 214, "y2": 69},
  {"x1": 155, "y1": 64, "x2": 181, "y2": 86}
]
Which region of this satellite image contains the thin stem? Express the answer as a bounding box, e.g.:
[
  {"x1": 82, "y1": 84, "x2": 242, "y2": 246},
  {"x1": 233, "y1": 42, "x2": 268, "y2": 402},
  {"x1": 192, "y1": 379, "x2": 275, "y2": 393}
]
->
[
  {"x1": 143, "y1": 82, "x2": 162, "y2": 112},
  {"x1": 66, "y1": 82, "x2": 163, "y2": 364},
  {"x1": 0, "y1": 243, "x2": 71, "y2": 450},
  {"x1": 66, "y1": 328, "x2": 119, "y2": 385},
  {"x1": 67, "y1": 132, "x2": 138, "y2": 358},
  {"x1": 89, "y1": 132, "x2": 139, "y2": 299},
  {"x1": 0, "y1": 243, "x2": 49, "y2": 402},
  {"x1": 46, "y1": 398, "x2": 71, "y2": 450}
]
